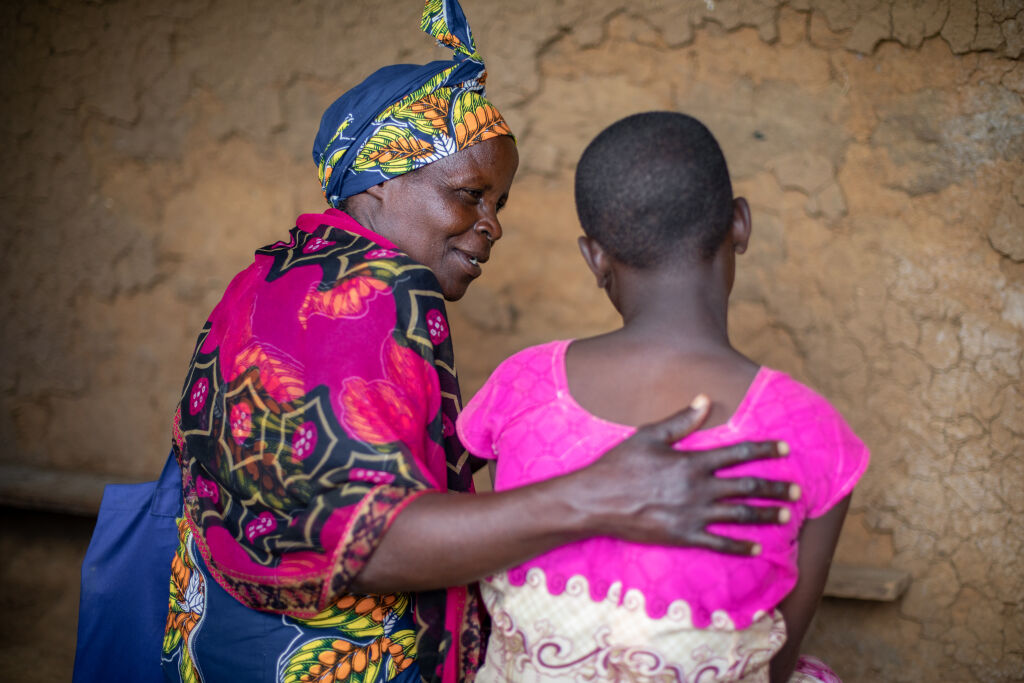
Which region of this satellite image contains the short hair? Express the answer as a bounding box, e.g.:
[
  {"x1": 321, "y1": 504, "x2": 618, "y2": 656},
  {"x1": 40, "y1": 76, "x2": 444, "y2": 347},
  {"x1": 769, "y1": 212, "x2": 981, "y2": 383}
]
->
[{"x1": 574, "y1": 111, "x2": 734, "y2": 267}]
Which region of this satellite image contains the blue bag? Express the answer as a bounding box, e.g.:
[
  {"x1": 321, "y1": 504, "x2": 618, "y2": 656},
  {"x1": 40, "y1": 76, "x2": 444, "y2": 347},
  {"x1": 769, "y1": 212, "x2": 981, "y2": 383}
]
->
[{"x1": 73, "y1": 452, "x2": 181, "y2": 682}]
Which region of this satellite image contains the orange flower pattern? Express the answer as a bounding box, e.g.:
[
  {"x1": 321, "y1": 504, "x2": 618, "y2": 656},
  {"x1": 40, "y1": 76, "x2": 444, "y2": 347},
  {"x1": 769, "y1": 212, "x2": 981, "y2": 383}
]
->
[
  {"x1": 339, "y1": 337, "x2": 439, "y2": 457},
  {"x1": 298, "y1": 273, "x2": 391, "y2": 327},
  {"x1": 233, "y1": 344, "x2": 306, "y2": 403}
]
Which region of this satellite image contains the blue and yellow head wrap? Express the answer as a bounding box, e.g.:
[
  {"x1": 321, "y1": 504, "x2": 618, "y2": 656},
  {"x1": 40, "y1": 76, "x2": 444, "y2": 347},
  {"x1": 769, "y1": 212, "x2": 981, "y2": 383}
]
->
[{"x1": 313, "y1": 0, "x2": 513, "y2": 207}]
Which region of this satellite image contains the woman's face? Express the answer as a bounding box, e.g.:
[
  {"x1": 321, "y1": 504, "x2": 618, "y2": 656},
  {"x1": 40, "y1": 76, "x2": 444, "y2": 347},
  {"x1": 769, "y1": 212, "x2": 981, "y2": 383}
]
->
[{"x1": 368, "y1": 135, "x2": 519, "y2": 300}]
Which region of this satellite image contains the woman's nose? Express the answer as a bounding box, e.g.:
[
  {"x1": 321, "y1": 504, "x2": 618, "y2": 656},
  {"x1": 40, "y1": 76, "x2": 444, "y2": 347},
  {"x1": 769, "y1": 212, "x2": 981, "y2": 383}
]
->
[{"x1": 476, "y1": 208, "x2": 503, "y2": 243}]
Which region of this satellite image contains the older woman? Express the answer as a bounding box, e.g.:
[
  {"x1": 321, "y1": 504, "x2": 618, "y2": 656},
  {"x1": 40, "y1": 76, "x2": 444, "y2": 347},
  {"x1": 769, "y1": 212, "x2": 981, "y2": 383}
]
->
[{"x1": 159, "y1": 2, "x2": 795, "y2": 682}]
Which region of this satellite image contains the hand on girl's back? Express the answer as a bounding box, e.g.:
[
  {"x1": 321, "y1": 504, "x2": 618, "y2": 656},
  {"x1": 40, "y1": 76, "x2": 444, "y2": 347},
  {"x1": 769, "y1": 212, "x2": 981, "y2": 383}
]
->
[{"x1": 572, "y1": 395, "x2": 797, "y2": 555}]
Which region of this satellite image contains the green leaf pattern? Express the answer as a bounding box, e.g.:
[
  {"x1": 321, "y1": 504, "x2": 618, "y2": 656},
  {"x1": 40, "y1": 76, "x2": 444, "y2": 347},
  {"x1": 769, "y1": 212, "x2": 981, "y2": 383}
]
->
[{"x1": 352, "y1": 125, "x2": 434, "y2": 176}]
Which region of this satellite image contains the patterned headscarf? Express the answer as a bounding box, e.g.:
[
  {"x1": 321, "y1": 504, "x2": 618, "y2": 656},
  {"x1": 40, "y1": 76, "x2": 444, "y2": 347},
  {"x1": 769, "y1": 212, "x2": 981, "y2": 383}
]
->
[{"x1": 314, "y1": 0, "x2": 513, "y2": 207}]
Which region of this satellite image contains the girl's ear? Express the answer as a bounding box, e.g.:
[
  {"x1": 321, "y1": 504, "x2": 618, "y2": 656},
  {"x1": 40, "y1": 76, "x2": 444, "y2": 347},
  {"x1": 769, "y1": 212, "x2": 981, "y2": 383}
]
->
[
  {"x1": 731, "y1": 197, "x2": 752, "y2": 254},
  {"x1": 577, "y1": 236, "x2": 612, "y2": 289}
]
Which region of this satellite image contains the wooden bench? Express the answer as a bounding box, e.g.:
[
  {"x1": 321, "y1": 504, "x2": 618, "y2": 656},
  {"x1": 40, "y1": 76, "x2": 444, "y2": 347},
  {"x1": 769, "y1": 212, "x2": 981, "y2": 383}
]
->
[
  {"x1": 0, "y1": 463, "x2": 136, "y2": 516},
  {"x1": 822, "y1": 563, "x2": 910, "y2": 601}
]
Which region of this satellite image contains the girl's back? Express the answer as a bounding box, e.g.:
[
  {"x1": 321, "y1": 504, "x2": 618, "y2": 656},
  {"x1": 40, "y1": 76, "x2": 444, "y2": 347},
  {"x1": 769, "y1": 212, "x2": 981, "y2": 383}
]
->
[{"x1": 457, "y1": 339, "x2": 868, "y2": 682}]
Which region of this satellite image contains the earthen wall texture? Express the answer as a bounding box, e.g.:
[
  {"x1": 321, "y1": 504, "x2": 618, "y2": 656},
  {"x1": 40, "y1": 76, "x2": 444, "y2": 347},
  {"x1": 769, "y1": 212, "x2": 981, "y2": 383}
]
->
[{"x1": 1, "y1": 1, "x2": 1022, "y2": 680}]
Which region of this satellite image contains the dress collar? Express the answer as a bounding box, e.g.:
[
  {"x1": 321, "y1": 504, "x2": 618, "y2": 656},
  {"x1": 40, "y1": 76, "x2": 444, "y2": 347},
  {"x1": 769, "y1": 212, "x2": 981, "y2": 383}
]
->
[{"x1": 295, "y1": 208, "x2": 398, "y2": 249}]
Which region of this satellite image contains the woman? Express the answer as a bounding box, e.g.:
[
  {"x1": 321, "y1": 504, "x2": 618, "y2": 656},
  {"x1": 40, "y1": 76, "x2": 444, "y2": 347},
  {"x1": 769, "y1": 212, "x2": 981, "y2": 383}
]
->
[{"x1": 161, "y1": 2, "x2": 796, "y2": 681}]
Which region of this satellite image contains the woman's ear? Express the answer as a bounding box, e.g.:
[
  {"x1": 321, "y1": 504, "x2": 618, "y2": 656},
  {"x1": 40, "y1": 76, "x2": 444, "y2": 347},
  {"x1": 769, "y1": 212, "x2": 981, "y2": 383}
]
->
[
  {"x1": 577, "y1": 236, "x2": 612, "y2": 289},
  {"x1": 731, "y1": 197, "x2": 752, "y2": 254},
  {"x1": 363, "y1": 181, "x2": 389, "y2": 201},
  {"x1": 346, "y1": 182, "x2": 390, "y2": 228}
]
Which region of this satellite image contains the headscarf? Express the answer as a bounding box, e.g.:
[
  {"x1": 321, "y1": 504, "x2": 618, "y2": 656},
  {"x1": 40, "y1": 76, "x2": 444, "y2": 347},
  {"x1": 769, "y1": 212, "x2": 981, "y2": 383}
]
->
[{"x1": 314, "y1": 0, "x2": 513, "y2": 207}]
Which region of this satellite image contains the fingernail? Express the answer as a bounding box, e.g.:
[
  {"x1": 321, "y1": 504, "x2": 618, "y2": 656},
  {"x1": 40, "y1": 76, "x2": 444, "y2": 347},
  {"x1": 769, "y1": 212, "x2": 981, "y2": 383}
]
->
[
  {"x1": 690, "y1": 394, "x2": 709, "y2": 411},
  {"x1": 789, "y1": 484, "x2": 802, "y2": 501},
  {"x1": 778, "y1": 507, "x2": 791, "y2": 523},
  {"x1": 777, "y1": 441, "x2": 790, "y2": 456},
  {"x1": 750, "y1": 543, "x2": 762, "y2": 556}
]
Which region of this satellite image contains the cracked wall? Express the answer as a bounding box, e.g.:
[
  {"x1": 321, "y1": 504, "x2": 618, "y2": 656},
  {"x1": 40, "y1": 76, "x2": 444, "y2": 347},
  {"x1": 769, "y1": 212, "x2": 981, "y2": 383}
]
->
[{"x1": 1, "y1": 1, "x2": 1021, "y2": 680}]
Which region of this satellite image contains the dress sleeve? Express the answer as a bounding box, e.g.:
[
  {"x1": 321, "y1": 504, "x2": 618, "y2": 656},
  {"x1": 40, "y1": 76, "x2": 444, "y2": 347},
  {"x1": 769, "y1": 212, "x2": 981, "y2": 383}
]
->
[
  {"x1": 176, "y1": 238, "x2": 461, "y2": 616},
  {"x1": 801, "y1": 403, "x2": 871, "y2": 519},
  {"x1": 456, "y1": 357, "x2": 513, "y2": 460}
]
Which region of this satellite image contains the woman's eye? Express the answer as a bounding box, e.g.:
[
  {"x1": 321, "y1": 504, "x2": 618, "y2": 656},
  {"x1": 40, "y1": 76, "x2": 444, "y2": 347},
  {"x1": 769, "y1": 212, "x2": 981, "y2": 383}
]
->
[{"x1": 460, "y1": 188, "x2": 483, "y2": 200}]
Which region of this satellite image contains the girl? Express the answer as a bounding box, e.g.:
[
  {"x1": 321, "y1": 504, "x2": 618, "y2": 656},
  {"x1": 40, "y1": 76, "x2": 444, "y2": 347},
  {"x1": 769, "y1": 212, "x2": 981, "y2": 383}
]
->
[{"x1": 458, "y1": 112, "x2": 868, "y2": 682}]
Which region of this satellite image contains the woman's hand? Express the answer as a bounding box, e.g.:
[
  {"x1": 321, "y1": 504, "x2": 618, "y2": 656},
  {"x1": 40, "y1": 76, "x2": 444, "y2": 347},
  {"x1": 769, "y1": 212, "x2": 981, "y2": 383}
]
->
[
  {"x1": 353, "y1": 395, "x2": 795, "y2": 593},
  {"x1": 566, "y1": 394, "x2": 797, "y2": 555}
]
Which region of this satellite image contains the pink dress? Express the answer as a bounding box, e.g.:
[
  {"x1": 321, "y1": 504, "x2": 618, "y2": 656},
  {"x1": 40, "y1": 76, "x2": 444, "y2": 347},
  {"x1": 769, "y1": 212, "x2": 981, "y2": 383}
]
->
[{"x1": 457, "y1": 340, "x2": 869, "y2": 682}]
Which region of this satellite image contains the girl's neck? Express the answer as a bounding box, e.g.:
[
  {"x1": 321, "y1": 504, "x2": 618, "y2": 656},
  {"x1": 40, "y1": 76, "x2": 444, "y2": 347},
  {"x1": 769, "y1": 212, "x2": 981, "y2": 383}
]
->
[
  {"x1": 612, "y1": 263, "x2": 734, "y2": 356},
  {"x1": 567, "y1": 266, "x2": 756, "y2": 428}
]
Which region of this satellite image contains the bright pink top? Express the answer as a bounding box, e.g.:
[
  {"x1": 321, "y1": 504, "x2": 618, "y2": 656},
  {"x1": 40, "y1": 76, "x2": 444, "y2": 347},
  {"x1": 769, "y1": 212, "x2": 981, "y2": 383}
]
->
[{"x1": 457, "y1": 339, "x2": 869, "y2": 629}]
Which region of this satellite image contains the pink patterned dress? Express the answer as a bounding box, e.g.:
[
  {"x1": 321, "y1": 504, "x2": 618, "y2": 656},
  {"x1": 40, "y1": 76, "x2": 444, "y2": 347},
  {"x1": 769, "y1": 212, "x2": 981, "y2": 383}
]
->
[
  {"x1": 457, "y1": 340, "x2": 868, "y2": 682},
  {"x1": 164, "y1": 209, "x2": 484, "y2": 683}
]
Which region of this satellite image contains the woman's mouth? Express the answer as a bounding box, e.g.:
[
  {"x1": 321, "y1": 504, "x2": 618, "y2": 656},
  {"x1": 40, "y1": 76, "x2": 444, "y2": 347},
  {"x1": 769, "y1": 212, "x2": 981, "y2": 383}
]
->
[{"x1": 455, "y1": 249, "x2": 483, "y2": 277}]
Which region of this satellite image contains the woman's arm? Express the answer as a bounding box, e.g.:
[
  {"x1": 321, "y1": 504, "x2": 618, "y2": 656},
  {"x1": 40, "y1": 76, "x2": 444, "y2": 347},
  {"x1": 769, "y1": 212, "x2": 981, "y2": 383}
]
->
[
  {"x1": 769, "y1": 494, "x2": 852, "y2": 683},
  {"x1": 353, "y1": 399, "x2": 797, "y2": 592}
]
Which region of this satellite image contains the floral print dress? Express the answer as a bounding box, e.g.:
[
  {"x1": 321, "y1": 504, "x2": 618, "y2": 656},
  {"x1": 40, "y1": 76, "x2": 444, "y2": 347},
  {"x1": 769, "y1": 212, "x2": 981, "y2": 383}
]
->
[{"x1": 162, "y1": 209, "x2": 484, "y2": 683}]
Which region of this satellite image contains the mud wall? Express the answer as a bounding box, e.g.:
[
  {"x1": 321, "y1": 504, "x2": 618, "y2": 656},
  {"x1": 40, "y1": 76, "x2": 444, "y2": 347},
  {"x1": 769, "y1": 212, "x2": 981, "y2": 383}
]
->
[{"x1": 1, "y1": 1, "x2": 1021, "y2": 680}]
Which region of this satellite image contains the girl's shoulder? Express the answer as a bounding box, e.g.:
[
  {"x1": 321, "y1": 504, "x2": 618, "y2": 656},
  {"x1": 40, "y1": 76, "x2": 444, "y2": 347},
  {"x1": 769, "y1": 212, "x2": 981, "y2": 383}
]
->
[
  {"x1": 483, "y1": 339, "x2": 571, "y2": 389},
  {"x1": 746, "y1": 367, "x2": 870, "y2": 518},
  {"x1": 457, "y1": 340, "x2": 572, "y2": 458},
  {"x1": 746, "y1": 368, "x2": 847, "y2": 426}
]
